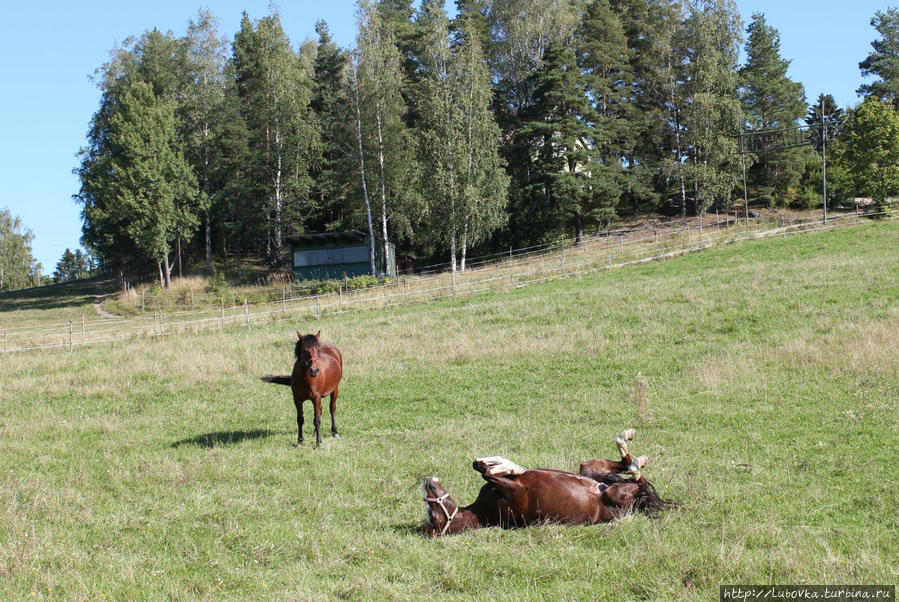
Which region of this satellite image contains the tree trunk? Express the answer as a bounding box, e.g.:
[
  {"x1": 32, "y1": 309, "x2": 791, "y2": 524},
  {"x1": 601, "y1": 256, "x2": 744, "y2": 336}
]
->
[
  {"x1": 460, "y1": 215, "x2": 469, "y2": 272},
  {"x1": 236, "y1": 234, "x2": 243, "y2": 281},
  {"x1": 205, "y1": 211, "x2": 212, "y2": 275},
  {"x1": 376, "y1": 102, "x2": 390, "y2": 277},
  {"x1": 176, "y1": 237, "x2": 182, "y2": 279},
  {"x1": 352, "y1": 62, "x2": 377, "y2": 276},
  {"x1": 163, "y1": 253, "x2": 172, "y2": 288},
  {"x1": 274, "y1": 127, "x2": 283, "y2": 263},
  {"x1": 573, "y1": 211, "x2": 584, "y2": 244}
]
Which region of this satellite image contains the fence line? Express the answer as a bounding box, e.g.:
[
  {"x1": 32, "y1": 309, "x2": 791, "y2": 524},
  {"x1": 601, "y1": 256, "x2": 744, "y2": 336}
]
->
[{"x1": 1, "y1": 209, "x2": 893, "y2": 354}]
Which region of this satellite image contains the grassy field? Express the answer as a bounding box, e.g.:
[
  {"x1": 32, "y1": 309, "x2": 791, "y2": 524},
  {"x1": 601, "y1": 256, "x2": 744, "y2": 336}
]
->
[{"x1": 1, "y1": 221, "x2": 897, "y2": 600}]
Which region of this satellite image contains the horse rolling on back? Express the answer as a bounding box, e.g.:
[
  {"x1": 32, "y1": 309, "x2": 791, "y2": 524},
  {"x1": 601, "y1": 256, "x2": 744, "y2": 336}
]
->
[
  {"x1": 263, "y1": 331, "x2": 343, "y2": 447},
  {"x1": 422, "y1": 428, "x2": 675, "y2": 536}
]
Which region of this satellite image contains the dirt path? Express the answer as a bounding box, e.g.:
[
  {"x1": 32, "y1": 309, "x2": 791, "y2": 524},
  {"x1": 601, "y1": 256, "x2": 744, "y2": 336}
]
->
[{"x1": 92, "y1": 280, "x2": 119, "y2": 319}]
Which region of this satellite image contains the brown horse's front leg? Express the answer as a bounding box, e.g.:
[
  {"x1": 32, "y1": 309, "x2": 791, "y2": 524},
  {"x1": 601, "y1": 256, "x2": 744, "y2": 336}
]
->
[
  {"x1": 312, "y1": 395, "x2": 323, "y2": 447},
  {"x1": 293, "y1": 398, "x2": 304, "y2": 446},
  {"x1": 329, "y1": 387, "x2": 339, "y2": 438}
]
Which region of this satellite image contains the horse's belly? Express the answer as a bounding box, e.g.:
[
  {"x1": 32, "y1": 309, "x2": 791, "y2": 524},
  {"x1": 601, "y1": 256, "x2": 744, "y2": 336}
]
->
[{"x1": 523, "y1": 474, "x2": 603, "y2": 524}]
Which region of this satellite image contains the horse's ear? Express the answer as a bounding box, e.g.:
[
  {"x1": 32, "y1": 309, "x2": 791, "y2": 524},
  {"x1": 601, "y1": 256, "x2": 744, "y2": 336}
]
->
[
  {"x1": 314, "y1": 330, "x2": 321, "y2": 339},
  {"x1": 296, "y1": 331, "x2": 303, "y2": 340}
]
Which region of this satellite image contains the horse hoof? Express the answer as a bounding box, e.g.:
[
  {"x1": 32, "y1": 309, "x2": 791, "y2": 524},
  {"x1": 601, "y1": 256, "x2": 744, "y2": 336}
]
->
[
  {"x1": 616, "y1": 428, "x2": 635, "y2": 442},
  {"x1": 332, "y1": 433, "x2": 340, "y2": 439}
]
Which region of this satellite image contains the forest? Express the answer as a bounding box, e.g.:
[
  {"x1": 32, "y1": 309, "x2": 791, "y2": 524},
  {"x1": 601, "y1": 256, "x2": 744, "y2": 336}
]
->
[{"x1": 4, "y1": 0, "x2": 899, "y2": 290}]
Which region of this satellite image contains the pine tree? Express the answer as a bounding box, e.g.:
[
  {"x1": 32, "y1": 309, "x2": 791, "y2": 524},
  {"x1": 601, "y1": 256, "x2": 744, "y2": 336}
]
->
[
  {"x1": 858, "y1": 7, "x2": 899, "y2": 108},
  {"x1": 520, "y1": 41, "x2": 607, "y2": 241},
  {"x1": 232, "y1": 10, "x2": 317, "y2": 264},
  {"x1": 77, "y1": 29, "x2": 203, "y2": 282},
  {"x1": 805, "y1": 93, "x2": 844, "y2": 153},
  {"x1": 107, "y1": 81, "x2": 200, "y2": 287},
  {"x1": 309, "y1": 21, "x2": 350, "y2": 232},
  {"x1": 739, "y1": 12, "x2": 806, "y2": 208},
  {"x1": 53, "y1": 248, "x2": 91, "y2": 283},
  {"x1": 578, "y1": 0, "x2": 634, "y2": 218}
]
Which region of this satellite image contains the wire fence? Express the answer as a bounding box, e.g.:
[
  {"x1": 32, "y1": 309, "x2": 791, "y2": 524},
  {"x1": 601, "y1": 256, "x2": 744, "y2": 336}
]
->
[{"x1": 1, "y1": 208, "x2": 894, "y2": 354}]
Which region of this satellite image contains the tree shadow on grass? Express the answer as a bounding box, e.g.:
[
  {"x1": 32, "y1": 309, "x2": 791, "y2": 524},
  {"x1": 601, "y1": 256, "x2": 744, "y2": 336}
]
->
[{"x1": 171, "y1": 429, "x2": 280, "y2": 448}]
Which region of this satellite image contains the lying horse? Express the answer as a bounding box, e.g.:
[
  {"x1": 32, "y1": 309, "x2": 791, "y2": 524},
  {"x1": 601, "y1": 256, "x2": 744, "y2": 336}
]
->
[
  {"x1": 263, "y1": 331, "x2": 343, "y2": 447},
  {"x1": 422, "y1": 429, "x2": 674, "y2": 536}
]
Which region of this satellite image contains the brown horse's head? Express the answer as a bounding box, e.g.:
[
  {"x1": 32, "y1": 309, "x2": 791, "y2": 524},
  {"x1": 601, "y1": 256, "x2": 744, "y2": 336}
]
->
[
  {"x1": 295, "y1": 331, "x2": 323, "y2": 378},
  {"x1": 422, "y1": 477, "x2": 460, "y2": 537}
]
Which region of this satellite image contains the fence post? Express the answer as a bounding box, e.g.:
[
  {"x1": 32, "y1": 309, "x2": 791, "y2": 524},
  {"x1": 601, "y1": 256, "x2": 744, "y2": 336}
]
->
[
  {"x1": 141, "y1": 290, "x2": 145, "y2": 313},
  {"x1": 560, "y1": 239, "x2": 565, "y2": 275},
  {"x1": 315, "y1": 296, "x2": 321, "y2": 320},
  {"x1": 82, "y1": 314, "x2": 85, "y2": 345},
  {"x1": 451, "y1": 269, "x2": 457, "y2": 301},
  {"x1": 159, "y1": 311, "x2": 165, "y2": 340},
  {"x1": 244, "y1": 299, "x2": 250, "y2": 327},
  {"x1": 384, "y1": 287, "x2": 388, "y2": 309},
  {"x1": 190, "y1": 289, "x2": 194, "y2": 311},
  {"x1": 583, "y1": 237, "x2": 588, "y2": 266},
  {"x1": 68, "y1": 320, "x2": 73, "y2": 351},
  {"x1": 338, "y1": 286, "x2": 343, "y2": 310},
  {"x1": 221, "y1": 297, "x2": 225, "y2": 327},
  {"x1": 282, "y1": 289, "x2": 286, "y2": 314}
]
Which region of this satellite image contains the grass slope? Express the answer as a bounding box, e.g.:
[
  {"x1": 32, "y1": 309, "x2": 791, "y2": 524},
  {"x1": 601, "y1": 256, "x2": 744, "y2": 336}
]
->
[{"x1": 1, "y1": 222, "x2": 897, "y2": 600}]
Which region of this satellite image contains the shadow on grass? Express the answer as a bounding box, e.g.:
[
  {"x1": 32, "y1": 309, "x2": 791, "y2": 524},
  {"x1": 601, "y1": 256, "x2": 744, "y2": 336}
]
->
[
  {"x1": 391, "y1": 522, "x2": 426, "y2": 537},
  {"x1": 171, "y1": 429, "x2": 280, "y2": 448},
  {"x1": 0, "y1": 277, "x2": 114, "y2": 313}
]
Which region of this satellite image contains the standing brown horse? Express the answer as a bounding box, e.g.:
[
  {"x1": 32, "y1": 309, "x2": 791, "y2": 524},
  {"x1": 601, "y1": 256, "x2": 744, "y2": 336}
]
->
[
  {"x1": 263, "y1": 331, "x2": 343, "y2": 447},
  {"x1": 422, "y1": 429, "x2": 673, "y2": 536}
]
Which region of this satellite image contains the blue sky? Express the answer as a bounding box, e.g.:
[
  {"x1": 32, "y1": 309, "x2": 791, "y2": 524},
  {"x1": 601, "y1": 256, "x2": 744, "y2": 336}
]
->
[{"x1": 0, "y1": 1, "x2": 891, "y2": 273}]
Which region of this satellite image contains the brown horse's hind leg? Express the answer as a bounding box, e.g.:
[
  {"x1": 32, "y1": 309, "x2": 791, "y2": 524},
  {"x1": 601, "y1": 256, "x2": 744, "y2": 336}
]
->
[{"x1": 329, "y1": 387, "x2": 339, "y2": 438}]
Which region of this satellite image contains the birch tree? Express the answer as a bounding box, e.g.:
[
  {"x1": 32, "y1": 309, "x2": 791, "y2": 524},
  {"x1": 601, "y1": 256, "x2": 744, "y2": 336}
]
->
[{"x1": 418, "y1": 0, "x2": 507, "y2": 273}]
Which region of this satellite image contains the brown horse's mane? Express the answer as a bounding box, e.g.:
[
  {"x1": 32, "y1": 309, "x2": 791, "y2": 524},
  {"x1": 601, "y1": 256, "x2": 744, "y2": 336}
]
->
[
  {"x1": 587, "y1": 472, "x2": 677, "y2": 516},
  {"x1": 295, "y1": 335, "x2": 321, "y2": 360}
]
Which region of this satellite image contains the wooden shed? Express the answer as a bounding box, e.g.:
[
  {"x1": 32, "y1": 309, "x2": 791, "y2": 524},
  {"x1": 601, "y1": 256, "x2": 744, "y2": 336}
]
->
[{"x1": 286, "y1": 231, "x2": 396, "y2": 281}]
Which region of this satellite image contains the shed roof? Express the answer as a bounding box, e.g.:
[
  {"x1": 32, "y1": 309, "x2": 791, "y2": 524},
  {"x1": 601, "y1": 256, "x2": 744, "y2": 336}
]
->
[{"x1": 285, "y1": 231, "x2": 367, "y2": 247}]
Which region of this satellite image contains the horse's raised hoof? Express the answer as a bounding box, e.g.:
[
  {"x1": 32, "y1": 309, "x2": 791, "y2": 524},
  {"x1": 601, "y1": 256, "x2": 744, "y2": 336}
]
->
[
  {"x1": 627, "y1": 458, "x2": 644, "y2": 480},
  {"x1": 615, "y1": 428, "x2": 635, "y2": 446},
  {"x1": 332, "y1": 432, "x2": 340, "y2": 439}
]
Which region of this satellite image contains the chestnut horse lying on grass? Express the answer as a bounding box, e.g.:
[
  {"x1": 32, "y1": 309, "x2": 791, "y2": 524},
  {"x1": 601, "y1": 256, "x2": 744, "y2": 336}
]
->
[
  {"x1": 263, "y1": 331, "x2": 343, "y2": 447},
  {"x1": 422, "y1": 429, "x2": 675, "y2": 537}
]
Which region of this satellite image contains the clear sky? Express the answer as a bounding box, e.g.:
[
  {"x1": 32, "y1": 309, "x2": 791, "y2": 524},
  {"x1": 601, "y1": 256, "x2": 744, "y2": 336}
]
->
[{"x1": 0, "y1": 1, "x2": 891, "y2": 273}]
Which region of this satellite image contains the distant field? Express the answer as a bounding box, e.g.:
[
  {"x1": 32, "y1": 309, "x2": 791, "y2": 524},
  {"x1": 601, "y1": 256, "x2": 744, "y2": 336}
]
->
[{"x1": 1, "y1": 221, "x2": 896, "y2": 599}]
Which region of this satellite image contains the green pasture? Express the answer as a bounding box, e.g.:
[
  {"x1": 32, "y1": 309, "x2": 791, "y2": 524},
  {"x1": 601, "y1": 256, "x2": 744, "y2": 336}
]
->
[{"x1": 1, "y1": 221, "x2": 897, "y2": 600}]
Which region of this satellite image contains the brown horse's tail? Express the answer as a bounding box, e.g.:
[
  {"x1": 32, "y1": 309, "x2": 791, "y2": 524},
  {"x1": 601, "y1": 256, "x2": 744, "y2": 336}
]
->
[
  {"x1": 261, "y1": 375, "x2": 291, "y2": 386},
  {"x1": 588, "y1": 472, "x2": 678, "y2": 517}
]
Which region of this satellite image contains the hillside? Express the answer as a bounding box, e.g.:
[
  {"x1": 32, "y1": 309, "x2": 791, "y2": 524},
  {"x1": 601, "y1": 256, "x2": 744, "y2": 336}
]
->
[{"x1": 1, "y1": 221, "x2": 896, "y2": 599}]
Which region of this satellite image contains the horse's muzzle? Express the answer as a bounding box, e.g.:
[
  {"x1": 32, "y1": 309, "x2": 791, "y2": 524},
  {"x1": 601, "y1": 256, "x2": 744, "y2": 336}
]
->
[{"x1": 307, "y1": 368, "x2": 320, "y2": 378}]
